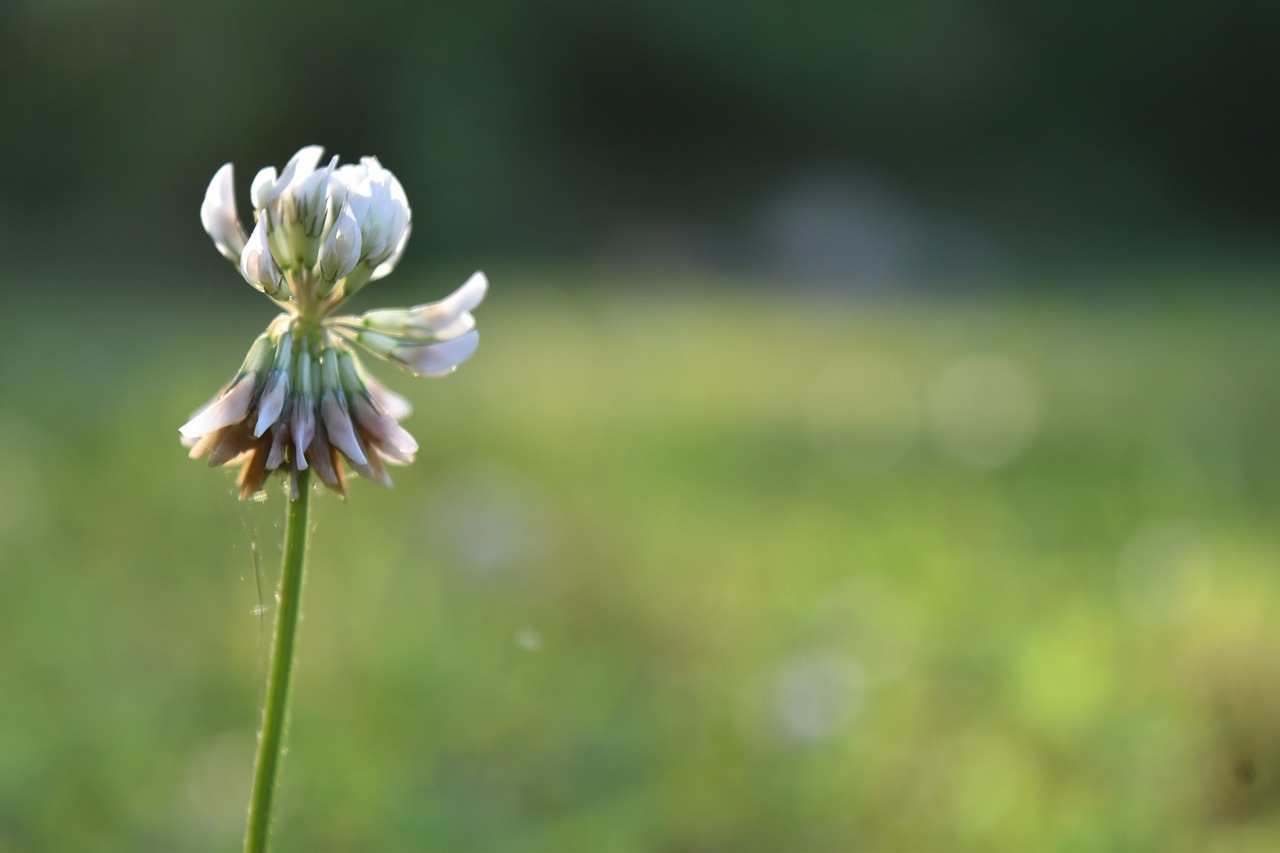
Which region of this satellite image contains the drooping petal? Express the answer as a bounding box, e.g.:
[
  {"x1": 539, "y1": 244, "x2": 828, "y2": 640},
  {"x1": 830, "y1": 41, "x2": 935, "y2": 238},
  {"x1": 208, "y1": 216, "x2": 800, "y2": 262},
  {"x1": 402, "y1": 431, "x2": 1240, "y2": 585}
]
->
[
  {"x1": 346, "y1": 444, "x2": 395, "y2": 488},
  {"x1": 265, "y1": 420, "x2": 290, "y2": 470},
  {"x1": 291, "y1": 396, "x2": 315, "y2": 469},
  {"x1": 289, "y1": 350, "x2": 316, "y2": 467},
  {"x1": 253, "y1": 372, "x2": 289, "y2": 437},
  {"x1": 306, "y1": 423, "x2": 347, "y2": 498},
  {"x1": 351, "y1": 394, "x2": 418, "y2": 462},
  {"x1": 200, "y1": 163, "x2": 247, "y2": 263},
  {"x1": 321, "y1": 391, "x2": 368, "y2": 465},
  {"x1": 180, "y1": 375, "x2": 256, "y2": 438}
]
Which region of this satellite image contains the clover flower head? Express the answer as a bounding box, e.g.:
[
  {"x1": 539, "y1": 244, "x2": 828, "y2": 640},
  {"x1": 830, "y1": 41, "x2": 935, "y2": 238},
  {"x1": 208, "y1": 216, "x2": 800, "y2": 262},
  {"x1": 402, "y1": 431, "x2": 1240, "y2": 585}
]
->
[{"x1": 183, "y1": 145, "x2": 487, "y2": 499}]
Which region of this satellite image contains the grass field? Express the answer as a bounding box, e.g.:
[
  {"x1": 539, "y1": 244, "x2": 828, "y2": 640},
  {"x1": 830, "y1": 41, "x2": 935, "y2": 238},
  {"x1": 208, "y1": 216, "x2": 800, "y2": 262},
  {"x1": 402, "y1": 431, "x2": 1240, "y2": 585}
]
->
[{"x1": 2, "y1": 273, "x2": 1279, "y2": 850}]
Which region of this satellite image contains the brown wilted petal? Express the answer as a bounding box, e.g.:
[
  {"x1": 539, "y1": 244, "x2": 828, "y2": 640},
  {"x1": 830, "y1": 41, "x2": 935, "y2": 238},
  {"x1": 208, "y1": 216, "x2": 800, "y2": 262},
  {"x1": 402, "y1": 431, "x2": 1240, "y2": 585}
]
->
[
  {"x1": 201, "y1": 422, "x2": 259, "y2": 467},
  {"x1": 237, "y1": 438, "x2": 272, "y2": 499}
]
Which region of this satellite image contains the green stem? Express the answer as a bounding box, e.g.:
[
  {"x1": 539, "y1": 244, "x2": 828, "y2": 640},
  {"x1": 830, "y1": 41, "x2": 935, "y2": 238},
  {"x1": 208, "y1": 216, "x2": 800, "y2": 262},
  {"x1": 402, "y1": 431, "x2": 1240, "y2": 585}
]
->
[{"x1": 245, "y1": 470, "x2": 311, "y2": 853}]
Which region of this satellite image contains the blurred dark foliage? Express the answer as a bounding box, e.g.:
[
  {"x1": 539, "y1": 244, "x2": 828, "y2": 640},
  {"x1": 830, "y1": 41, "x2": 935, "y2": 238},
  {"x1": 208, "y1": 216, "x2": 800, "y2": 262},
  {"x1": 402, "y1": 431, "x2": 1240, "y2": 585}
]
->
[{"x1": 2, "y1": 0, "x2": 1278, "y2": 279}]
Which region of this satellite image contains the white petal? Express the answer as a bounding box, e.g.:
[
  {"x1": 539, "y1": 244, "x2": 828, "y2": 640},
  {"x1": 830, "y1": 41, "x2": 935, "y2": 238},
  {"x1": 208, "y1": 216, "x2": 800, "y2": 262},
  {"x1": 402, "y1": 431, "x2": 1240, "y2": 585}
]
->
[
  {"x1": 418, "y1": 312, "x2": 474, "y2": 342},
  {"x1": 250, "y1": 167, "x2": 278, "y2": 210},
  {"x1": 200, "y1": 163, "x2": 247, "y2": 262},
  {"x1": 333, "y1": 161, "x2": 372, "y2": 191},
  {"x1": 340, "y1": 160, "x2": 411, "y2": 270},
  {"x1": 295, "y1": 155, "x2": 339, "y2": 235},
  {"x1": 321, "y1": 392, "x2": 368, "y2": 465},
  {"x1": 397, "y1": 330, "x2": 480, "y2": 377},
  {"x1": 370, "y1": 224, "x2": 411, "y2": 281},
  {"x1": 408, "y1": 271, "x2": 487, "y2": 334},
  {"x1": 265, "y1": 145, "x2": 325, "y2": 206},
  {"x1": 240, "y1": 217, "x2": 279, "y2": 293},
  {"x1": 320, "y1": 201, "x2": 362, "y2": 282},
  {"x1": 180, "y1": 375, "x2": 255, "y2": 438}
]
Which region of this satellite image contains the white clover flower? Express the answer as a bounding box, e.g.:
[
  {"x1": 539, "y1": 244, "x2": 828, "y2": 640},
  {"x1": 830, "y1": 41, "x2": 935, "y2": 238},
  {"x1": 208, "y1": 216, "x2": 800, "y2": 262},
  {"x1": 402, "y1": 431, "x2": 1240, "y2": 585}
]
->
[{"x1": 185, "y1": 145, "x2": 487, "y2": 500}]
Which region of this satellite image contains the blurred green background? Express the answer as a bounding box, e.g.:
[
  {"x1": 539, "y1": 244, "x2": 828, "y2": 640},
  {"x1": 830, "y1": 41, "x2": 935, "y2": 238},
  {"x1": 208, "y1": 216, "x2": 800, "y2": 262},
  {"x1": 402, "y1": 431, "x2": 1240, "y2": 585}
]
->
[{"x1": 4, "y1": 1, "x2": 1280, "y2": 850}]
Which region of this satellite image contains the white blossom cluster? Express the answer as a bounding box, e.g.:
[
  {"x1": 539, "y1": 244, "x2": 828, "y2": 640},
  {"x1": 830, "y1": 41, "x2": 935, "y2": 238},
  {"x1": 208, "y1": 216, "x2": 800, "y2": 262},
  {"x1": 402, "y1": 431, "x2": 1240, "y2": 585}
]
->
[{"x1": 182, "y1": 145, "x2": 487, "y2": 499}]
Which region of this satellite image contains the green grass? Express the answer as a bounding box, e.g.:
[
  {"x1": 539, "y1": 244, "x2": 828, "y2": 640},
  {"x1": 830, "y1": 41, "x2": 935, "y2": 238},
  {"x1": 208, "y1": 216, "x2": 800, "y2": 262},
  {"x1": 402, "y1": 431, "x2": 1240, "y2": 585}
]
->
[{"x1": 2, "y1": 276, "x2": 1279, "y2": 850}]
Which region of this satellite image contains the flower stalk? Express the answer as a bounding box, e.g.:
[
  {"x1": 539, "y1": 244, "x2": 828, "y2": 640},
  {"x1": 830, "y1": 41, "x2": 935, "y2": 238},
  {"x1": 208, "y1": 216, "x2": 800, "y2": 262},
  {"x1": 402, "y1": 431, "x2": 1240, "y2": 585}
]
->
[{"x1": 245, "y1": 470, "x2": 311, "y2": 853}]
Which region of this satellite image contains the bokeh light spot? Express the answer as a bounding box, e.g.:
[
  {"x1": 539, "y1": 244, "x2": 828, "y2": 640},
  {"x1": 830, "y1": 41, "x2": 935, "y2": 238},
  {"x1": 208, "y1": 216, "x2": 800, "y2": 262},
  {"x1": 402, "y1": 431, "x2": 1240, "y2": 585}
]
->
[{"x1": 928, "y1": 354, "x2": 1038, "y2": 469}]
